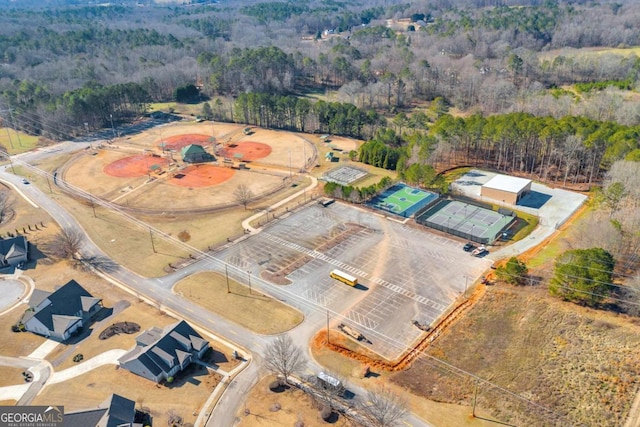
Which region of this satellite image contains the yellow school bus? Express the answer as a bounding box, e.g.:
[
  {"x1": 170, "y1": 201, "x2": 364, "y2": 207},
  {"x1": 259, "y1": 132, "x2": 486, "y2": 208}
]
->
[{"x1": 330, "y1": 269, "x2": 358, "y2": 287}]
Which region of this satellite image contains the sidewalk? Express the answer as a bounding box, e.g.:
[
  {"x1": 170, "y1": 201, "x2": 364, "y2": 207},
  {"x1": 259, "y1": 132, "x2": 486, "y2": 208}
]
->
[{"x1": 242, "y1": 175, "x2": 318, "y2": 234}]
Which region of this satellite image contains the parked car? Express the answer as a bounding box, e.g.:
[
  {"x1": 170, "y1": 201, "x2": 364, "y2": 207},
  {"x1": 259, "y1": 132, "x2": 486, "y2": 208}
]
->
[
  {"x1": 21, "y1": 178, "x2": 29, "y2": 184},
  {"x1": 463, "y1": 242, "x2": 475, "y2": 252},
  {"x1": 475, "y1": 248, "x2": 490, "y2": 257},
  {"x1": 471, "y1": 245, "x2": 487, "y2": 256}
]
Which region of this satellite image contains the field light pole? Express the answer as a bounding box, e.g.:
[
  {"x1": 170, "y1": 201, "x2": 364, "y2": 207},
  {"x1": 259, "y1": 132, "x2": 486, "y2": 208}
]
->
[
  {"x1": 84, "y1": 122, "x2": 90, "y2": 149},
  {"x1": 109, "y1": 114, "x2": 116, "y2": 139}
]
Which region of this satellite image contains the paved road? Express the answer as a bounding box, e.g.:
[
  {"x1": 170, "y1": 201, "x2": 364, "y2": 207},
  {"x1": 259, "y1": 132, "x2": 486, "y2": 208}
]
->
[{"x1": 2, "y1": 147, "x2": 433, "y2": 426}]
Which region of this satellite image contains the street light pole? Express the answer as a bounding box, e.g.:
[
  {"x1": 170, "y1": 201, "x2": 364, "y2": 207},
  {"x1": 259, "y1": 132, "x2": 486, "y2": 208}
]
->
[{"x1": 247, "y1": 271, "x2": 252, "y2": 295}]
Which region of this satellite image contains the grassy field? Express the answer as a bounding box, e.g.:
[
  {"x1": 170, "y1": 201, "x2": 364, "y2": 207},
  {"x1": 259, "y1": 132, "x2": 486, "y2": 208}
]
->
[
  {"x1": 540, "y1": 46, "x2": 640, "y2": 60},
  {"x1": 0, "y1": 127, "x2": 41, "y2": 155},
  {"x1": 310, "y1": 334, "x2": 498, "y2": 427},
  {"x1": 174, "y1": 272, "x2": 304, "y2": 335},
  {"x1": 391, "y1": 284, "x2": 640, "y2": 427}
]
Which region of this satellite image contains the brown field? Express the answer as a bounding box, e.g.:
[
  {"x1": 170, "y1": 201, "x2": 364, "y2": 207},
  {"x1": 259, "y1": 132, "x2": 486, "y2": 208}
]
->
[
  {"x1": 174, "y1": 272, "x2": 304, "y2": 335},
  {"x1": 238, "y1": 375, "x2": 353, "y2": 427},
  {"x1": 219, "y1": 141, "x2": 272, "y2": 162},
  {"x1": 161, "y1": 133, "x2": 212, "y2": 151},
  {"x1": 391, "y1": 284, "x2": 640, "y2": 427}
]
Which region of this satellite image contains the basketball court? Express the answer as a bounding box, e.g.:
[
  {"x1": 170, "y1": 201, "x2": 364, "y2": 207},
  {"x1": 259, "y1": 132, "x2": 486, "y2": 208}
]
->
[{"x1": 368, "y1": 184, "x2": 439, "y2": 217}]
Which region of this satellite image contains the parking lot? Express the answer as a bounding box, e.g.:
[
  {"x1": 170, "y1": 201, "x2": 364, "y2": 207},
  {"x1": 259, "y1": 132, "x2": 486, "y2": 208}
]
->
[{"x1": 218, "y1": 202, "x2": 492, "y2": 360}]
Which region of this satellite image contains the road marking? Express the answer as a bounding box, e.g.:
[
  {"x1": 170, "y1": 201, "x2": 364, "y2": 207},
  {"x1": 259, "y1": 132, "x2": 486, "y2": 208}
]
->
[{"x1": 185, "y1": 307, "x2": 194, "y2": 313}]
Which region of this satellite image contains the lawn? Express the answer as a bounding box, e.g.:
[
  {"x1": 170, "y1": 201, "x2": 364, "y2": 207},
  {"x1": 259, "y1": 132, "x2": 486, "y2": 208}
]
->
[
  {"x1": 174, "y1": 272, "x2": 304, "y2": 335},
  {"x1": 0, "y1": 366, "x2": 30, "y2": 388},
  {"x1": 33, "y1": 364, "x2": 220, "y2": 427}
]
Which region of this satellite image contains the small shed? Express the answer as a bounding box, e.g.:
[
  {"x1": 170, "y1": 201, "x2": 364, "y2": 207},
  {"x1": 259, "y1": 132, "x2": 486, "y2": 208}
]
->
[
  {"x1": 481, "y1": 175, "x2": 531, "y2": 205},
  {"x1": 180, "y1": 144, "x2": 216, "y2": 163}
]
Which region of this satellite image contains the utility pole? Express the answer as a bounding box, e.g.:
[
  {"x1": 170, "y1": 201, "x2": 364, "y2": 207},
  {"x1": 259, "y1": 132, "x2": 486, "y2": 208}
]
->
[
  {"x1": 7, "y1": 109, "x2": 22, "y2": 147},
  {"x1": 288, "y1": 149, "x2": 292, "y2": 178},
  {"x1": 149, "y1": 228, "x2": 156, "y2": 253},
  {"x1": 89, "y1": 195, "x2": 97, "y2": 218},
  {"x1": 3, "y1": 121, "x2": 14, "y2": 149},
  {"x1": 472, "y1": 379, "x2": 479, "y2": 417},
  {"x1": 326, "y1": 310, "x2": 330, "y2": 344},
  {"x1": 247, "y1": 271, "x2": 252, "y2": 295},
  {"x1": 225, "y1": 264, "x2": 230, "y2": 293}
]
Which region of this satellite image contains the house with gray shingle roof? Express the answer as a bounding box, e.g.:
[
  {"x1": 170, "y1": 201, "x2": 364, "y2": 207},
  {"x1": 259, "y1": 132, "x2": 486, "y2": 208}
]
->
[
  {"x1": 22, "y1": 280, "x2": 102, "y2": 341},
  {"x1": 0, "y1": 236, "x2": 28, "y2": 269},
  {"x1": 118, "y1": 320, "x2": 210, "y2": 383},
  {"x1": 64, "y1": 393, "x2": 144, "y2": 427}
]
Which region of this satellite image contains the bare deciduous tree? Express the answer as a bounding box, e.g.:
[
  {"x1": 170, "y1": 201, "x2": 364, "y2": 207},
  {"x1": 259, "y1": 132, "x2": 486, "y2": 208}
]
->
[
  {"x1": 359, "y1": 385, "x2": 408, "y2": 427},
  {"x1": 43, "y1": 228, "x2": 83, "y2": 260},
  {"x1": 0, "y1": 192, "x2": 13, "y2": 225},
  {"x1": 233, "y1": 184, "x2": 254, "y2": 210},
  {"x1": 263, "y1": 334, "x2": 306, "y2": 383}
]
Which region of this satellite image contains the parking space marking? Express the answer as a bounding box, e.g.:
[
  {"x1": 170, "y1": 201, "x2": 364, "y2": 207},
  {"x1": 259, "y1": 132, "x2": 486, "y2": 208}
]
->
[{"x1": 263, "y1": 233, "x2": 370, "y2": 278}]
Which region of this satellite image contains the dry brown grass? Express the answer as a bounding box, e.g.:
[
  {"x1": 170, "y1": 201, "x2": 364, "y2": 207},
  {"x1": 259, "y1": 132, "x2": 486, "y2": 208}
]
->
[
  {"x1": 0, "y1": 400, "x2": 16, "y2": 406},
  {"x1": 174, "y1": 272, "x2": 304, "y2": 335},
  {"x1": 391, "y1": 284, "x2": 640, "y2": 427},
  {"x1": 0, "y1": 366, "x2": 29, "y2": 388},
  {"x1": 33, "y1": 364, "x2": 219, "y2": 426},
  {"x1": 238, "y1": 375, "x2": 352, "y2": 427}
]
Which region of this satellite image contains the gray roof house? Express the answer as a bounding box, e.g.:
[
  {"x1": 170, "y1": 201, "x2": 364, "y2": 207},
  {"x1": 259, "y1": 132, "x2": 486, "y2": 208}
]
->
[
  {"x1": 119, "y1": 320, "x2": 210, "y2": 383},
  {"x1": 22, "y1": 280, "x2": 102, "y2": 342},
  {"x1": 64, "y1": 393, "x2": 143, "y2": 427},
  {"x1": 0, "y1": 236, "x2": 28, "y2": 268}
]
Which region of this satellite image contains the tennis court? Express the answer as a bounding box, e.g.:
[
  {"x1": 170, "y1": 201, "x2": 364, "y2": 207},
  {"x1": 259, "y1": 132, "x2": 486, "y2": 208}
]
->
[
  {"x1": 368, "y1": 184, "x2": 439, "y2": 218},
  {"x1": 416, "y1": 200, "x2": 515, "y2": 244},
  {"x1": 323, "y1": 166, "x2": 369, "y2": 185}
]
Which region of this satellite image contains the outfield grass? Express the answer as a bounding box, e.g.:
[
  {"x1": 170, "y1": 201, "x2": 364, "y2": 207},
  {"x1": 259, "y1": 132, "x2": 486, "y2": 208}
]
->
[{"x1": 174, "y1": 272, "x2": 304, "y2": 334}]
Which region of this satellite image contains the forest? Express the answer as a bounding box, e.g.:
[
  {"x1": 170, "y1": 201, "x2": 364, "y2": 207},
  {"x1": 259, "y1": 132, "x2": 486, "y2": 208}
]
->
[{"x1": 0, "y1": 0, "x2": 639, "y2": 180}]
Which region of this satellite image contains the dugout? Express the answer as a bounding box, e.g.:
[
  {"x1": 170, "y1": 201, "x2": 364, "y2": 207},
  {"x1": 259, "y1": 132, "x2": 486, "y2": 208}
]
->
[{"x1": 481, "y1": 175, "x2": 531, "y2": 205}]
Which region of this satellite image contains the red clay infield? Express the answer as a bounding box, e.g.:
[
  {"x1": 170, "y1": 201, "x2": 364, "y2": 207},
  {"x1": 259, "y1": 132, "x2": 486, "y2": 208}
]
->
[
  {"x1": 169, "y1": 164, "x2": 235, "y2": 188},
  {"x1": 160, "y1": 134, "x2": 212, "y2": 151},
  {"x1": 104, "y1": 155, "x2": 170, "y2": 178},
  {"x1": 219, "y1": 141, "x2": 271, "y2": 161}
]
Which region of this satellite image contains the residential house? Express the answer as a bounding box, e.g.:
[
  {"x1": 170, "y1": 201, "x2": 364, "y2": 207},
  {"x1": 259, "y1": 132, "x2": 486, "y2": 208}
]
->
[
  {"x1": 22, "y1": 280, "x2": 102, "y2": 341},
  {"x1": 119, "y1": 320, "x2": 210, "y2": 383},
  {"x1": 0, "y1": 236, "x2": 28, "y2": 268},
  {"x1": 180, "y1": 144, "x2": 215, "y2": 163},
  {"x1": 64, "y1": 393, "x2": 143, "y2": 427}
]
